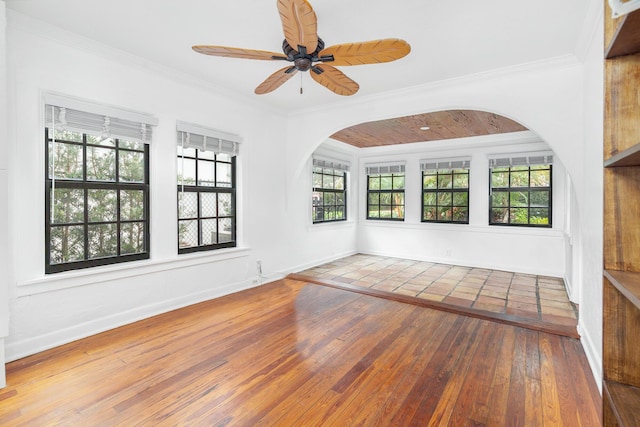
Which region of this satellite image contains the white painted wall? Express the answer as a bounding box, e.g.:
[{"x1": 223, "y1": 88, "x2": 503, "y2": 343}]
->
[
  {"x1": 354, "y1": 132, "x2": 567, "y2": 277},
  {"x1": 0, "y1": 0, "x2": 10, "y2": 387},
  {"x1": 3, "y1": 12, "x2": 298, "y2": 361}
]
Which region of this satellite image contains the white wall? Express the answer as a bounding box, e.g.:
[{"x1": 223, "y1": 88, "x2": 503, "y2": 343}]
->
[
  {"x1": 354, "y1": 132, "x2": 567, "y2": 277},
  {"x1": 0, "y1": 0, "x2": 10, "y2": 387},
  {"x1": 4, "y1": 12, "x2": 293, "y2": 361}
]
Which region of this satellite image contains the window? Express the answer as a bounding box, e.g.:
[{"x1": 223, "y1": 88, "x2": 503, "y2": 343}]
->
[
  {"x1": 44, "y1": 98, "x2": 156, "y2": 274},
  {"x1": 366, "y1": 164, "x2": 405, "y2": 220},
  {"x1": 177, "y1": 123, "x2": 240, "y2": 253},
  {"x1": 489, "y1": 154, "x2": 552, "y2": 227},
  {"x1": 421, "y1": 158, "x2": 470, "y2": 223},
  {"x1": 312, "y1": 158, "x2": 349, "y2": 223}
]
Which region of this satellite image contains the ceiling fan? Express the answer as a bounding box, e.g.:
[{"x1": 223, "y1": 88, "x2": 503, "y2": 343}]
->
[{"x1": 192, "y1": 0, "x2": 411, "y2": 96}]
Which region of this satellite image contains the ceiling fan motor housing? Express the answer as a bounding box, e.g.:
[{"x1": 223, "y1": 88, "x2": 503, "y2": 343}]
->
[{"x1": 282, "y1": 37, "x2": 332, "y2": 72}]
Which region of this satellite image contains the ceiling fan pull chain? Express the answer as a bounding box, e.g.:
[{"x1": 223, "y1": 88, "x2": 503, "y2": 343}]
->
[{"x1": 300, "y1": 72, "x2": 303, "y2": 95}]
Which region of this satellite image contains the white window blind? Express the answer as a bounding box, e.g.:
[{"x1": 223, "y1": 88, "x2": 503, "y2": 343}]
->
[
  {"x1": 44, "y1": 93, "x2": 157, "y2": 143},
  {"x1": 420, "y1": 157, "x2": 471, "y2": 171},
  {"x1": 365, "y1": 162, "x2": 405, "y2": 175},
  {"x1": 488, "y1": 152, "x2": 553, "y2": 168},
  {"x1": 313, "y1": 157, "x2": 350, "y2": 172},
  {"x1": 176, "y1": 121, "x2": 241, "y2": 156}
]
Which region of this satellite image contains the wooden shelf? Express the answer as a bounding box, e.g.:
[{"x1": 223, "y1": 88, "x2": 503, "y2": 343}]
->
[
  {"x1": 605, "y1": 142, "x2": 640, "y2": 167},
  {"x1": 604, "y1": 270, "x2": 640, "y2": 310},
  {"x1": 604, "y1": 380, "x2": 640, "y2": 426},
  {"x1": 606, "y1": 9, "x2": 640, "y2": 59}
]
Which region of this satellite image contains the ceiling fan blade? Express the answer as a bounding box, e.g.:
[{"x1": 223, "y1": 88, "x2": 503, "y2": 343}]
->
[
  {"x1": 319, "y1": 39, "x2": 411, "y2": 66},
  {"x1": 192, "y1": 45, "x2": 287, "y2": 61},
  {"x1": 255, "y1": 66, "x2": 298, "y2": 94},
  {"x1": 310, "y1": 64, "x2": 359, "y2": 96},
  {"x1": 277, "y1": 0, "x2": 318, "y2": 53}
]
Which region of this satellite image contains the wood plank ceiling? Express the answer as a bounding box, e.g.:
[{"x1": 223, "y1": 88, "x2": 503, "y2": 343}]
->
[{"x1": 330, "y1": 110, "x2": 528, "y2": 148}]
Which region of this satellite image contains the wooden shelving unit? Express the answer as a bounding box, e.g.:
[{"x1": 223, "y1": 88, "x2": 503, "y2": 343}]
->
[{"x1": 603, "y1": 2, "x2": 640, "y2": 426}]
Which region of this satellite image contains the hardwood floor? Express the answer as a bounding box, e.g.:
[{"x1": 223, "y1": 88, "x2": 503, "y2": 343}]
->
[{"x1": 0, "y1": 279, "x2": 601, "y2": 426}]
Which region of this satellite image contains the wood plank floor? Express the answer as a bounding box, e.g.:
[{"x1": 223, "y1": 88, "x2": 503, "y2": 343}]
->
[{"x1": 0, "y1": 279, "x2": 601, "y2": 426}]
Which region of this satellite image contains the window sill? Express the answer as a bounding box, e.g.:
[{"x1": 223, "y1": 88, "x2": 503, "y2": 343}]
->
[{"x1": 17, "y1": 247, "x2": 251, "y2": 297}]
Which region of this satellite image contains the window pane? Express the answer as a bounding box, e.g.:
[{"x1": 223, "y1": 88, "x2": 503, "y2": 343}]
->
[
  {"x1": 51, "y1": 188, "x2": 84, "y2": 224},
  {"x1": 437, "y1": 192, "x2": 452, "y2": 206},
  {"x1": 177, "y1": 146, "x2": 197, "y2": 158},
  {"x1": 49, "y1": 142, "x2": 83, "y2": 180},
  {"x1": 86, "y1": 135, "x2": 116, "y2": 147},
  {"x1": 325, "y1": 192, "x2": 335, "y2": 206},
  {"x1": 216, "y1": 162, "x2": 232, "y2": 188},
  {"x1": 452, "y1": 192, "x2": 468, "y2": 206},
  {"x1": 178, "y1": 220, "x2": 198, "y2": 248},
  {"x1": 491, "y1": 191, "x2": 509, "y2": 208},
  {"x1": 217, "y1": 153, "x2": 231, "y2": 163},
  {"x1": 178, "y1": 192, "x2": 198, "y2": 219},
  {"x1": 423, "y1": 207, "x2": 436, "y2": 221},
  {"x1": 392, "y1": 175, "x2": 405, "y2": 190},
  {"x1": 437, "y1": 174, "x2": 452, "y2": 189},
  {"x1": 437, "y1": 207, "x2": 452, "y2": 221},
  {"x1": 86, "y1": 146, "x2": 116, "y2": 181},
  {"x1": 453, "y1": 207, "x2": 469, "y2": 222},
  {"x1": 177, "y1": 158, "x2": 196, "y2": 185},
  {"x1": 50, "y1": 225, "x2": 85, "y2": 264},
  {"x1": 530, "y1": 169, "x2": 550, "y2": 187},
  {"x1": 510, "y1": 208, "x2": 529, "y2": 224},
  {"x1": 313, "y1": 206, "x2": 322, "y2": 222},
  {"x1": 323, "y1": 174, "x2": 334, "y2": 189},
  {"x1": 530, "y1": 208, "x2": 550, "y2": 224},
  {"x1": 198, "y1": 150, "x2": 215, "y2": 160},
  {"x1": 453, "y1": 173, "x2": 469, "y2": 189},
  {"x1": 423, "y1": 191, "x2": 437, "y2": 206},
  {"x1": 218, "y1": 218, "x2": 233, "y2": 243},
  {"x1": 88, "y1": 189, "x2": 117, "y2": 222},
  {"x1": 119, "y1": 140, "x2": 145, "y2": 151},
  {"x1": 392, "y1": 206, "x2": 405, "y2": 219},
  {"x1": 530, "y1": 190, "x2": 549, "y2": 207},
  {"x1": 88, "y1": 223, "x2": 118, "y2": 259},
  {"x1": 380, "y1": 206, "x2": 392, "y2": 218},
  {"x1": 491, "y1": 171, "x2": 509, "y2": 188},
  {"x1": 324, "y1": 207, "x2": 336, "y2": 221},
  {"x1": 120, "y1": 190, "x2": 144, "y2": 221},
  {"x1": 368, "y1": 208, "x2": 380, "y2": 218},
  {"x1": 510, "y1": 191, "x2": 529, "y2": 207},
  {"x1": 201, "y1": 218, "x2": 216, "y2": 245},
  {"x1": 334, "y1": 175, "x2": 344, "y2": 190},
  {"x1": 121, "y1": 222, "x2": 146, "y2": 254},
  {"x1": 335, "y1": 206, "x2": 345, "y2": 220},
  {"x1": 51, "y1": 129, "x2": 82, "y2": 143},
  {"x1": 491, "y1": 208, "x2": 509, "y2": 224},
  {"x1": 392, "y1": 192, "x2": 404, "y2": 206},
  {"x1": 368, "y1": 193, "x2": 379, "y2": 205},
  {"x1": 119, "y1": 151, "x2": 145, "y2": 183},
  {"x1": 380, "y1": 175, "x2": 393, "y2": 190},
  {"x1": 369, "y1": 176, "x2": 380, "y2": 190},
  {"x1": 198, "y1": 160, "x2": 215, "y2": 186},
  {"x1": 200, "y1": 192, "x2": 216, "y2": 217},
  {"x1": 510, "y1": 171, "x2": 529, "y2": 187},
  {"x1": 423, "y1": 174, "x2": 437, "y2": 189},
  {"x1": 335, "y1": 193, "x2": 345, "y2": 206},
  {"x1": 313, "y1": 172, "x2": 323, "y2": 188}
]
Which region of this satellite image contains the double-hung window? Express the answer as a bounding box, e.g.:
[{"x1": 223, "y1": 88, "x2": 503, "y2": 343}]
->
[
  {"x1": 366, "y1": 163, "x2": 405, "y2": 220},
  {"x1": 312, "y1": 158, "x2": 349, "y2": 223},
  {"x1": 489, "y1": 153, "x2": 553, "y2": 227},
  {"x1": 177, "y1": 122, "x2": 240, "y2": 253},
  {"x1": 421, "y1": 158, "x2": 470, "y2": 224},
  {"x1": 44, "y1": 95, "x2": 156, "y2": 273}
]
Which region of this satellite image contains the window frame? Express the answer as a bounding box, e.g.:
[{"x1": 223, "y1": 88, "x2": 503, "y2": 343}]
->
[
  {"x1": 312, "y1": 165, "x2": 347, "y2": 224},
  {"x1": 44, "y1": 128, "x2": 151, "y2": 274},
  {"x1": 421, "y1": 167, "x2": 470, "y2": 224},
  {"x1": 366, "y1": 172, "x2": 406, "y2": 221},
  {"x1": 489, "y1": 164, "x2": 553, "y2": 227},
  {"x1": 177, "y1": 147, "x2": 237, "y2": 254}
]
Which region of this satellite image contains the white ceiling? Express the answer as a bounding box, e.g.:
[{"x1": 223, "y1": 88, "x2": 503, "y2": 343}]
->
[{"x1": 6, "y1": 0, "x2": 596, "y2": 114}]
